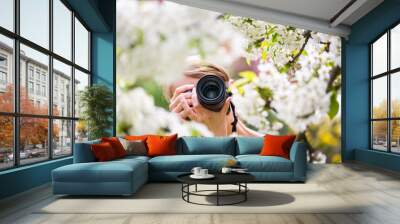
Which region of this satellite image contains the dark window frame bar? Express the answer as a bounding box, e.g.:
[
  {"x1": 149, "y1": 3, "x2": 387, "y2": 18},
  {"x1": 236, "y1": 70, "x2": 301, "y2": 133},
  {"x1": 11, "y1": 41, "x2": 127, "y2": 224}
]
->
[
  {"x1": 369, "y1": 21, "x2": 400, "y2": 154},
  {"x1": 0, "y1": 0, "x2": 92, "y2": 171}
]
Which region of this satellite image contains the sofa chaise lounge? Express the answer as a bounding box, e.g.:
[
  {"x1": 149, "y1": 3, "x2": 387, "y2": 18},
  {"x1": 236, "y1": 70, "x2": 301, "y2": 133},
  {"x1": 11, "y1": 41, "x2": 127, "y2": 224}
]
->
[{"x1": 52, "y1": 136, "x2": 307, "y2": 196}]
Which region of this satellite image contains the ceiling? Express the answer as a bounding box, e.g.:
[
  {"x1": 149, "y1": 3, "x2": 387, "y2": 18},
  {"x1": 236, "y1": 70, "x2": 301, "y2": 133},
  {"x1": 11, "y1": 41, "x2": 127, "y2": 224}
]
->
[{"x1": 169, "y1": 0, "x2": 384, "y2": 37}]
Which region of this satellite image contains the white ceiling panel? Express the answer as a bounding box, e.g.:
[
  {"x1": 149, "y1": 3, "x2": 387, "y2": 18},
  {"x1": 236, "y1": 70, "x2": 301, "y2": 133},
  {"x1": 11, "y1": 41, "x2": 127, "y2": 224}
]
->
[{"x1": 169, "y1": 0, "x2": 384, "y2": 37}]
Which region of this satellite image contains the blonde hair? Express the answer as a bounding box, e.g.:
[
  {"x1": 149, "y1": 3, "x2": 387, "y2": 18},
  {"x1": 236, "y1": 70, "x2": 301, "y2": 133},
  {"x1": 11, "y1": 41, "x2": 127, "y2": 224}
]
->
[
  {"x1": 167, "y1": 62, "x2": 230, "y2": 99},
  {"x1": 183, "y1": 62, "x2": 230, "y2": 82}
]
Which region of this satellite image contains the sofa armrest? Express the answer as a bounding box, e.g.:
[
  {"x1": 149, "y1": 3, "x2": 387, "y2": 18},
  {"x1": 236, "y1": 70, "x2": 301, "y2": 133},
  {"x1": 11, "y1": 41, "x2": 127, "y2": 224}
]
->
[
  {"x1": 289, "y1": 141, "x2": 307, "y2": 181},
  {"x1": 73, "y1": 140, "x2": 100, "y2": 163}
]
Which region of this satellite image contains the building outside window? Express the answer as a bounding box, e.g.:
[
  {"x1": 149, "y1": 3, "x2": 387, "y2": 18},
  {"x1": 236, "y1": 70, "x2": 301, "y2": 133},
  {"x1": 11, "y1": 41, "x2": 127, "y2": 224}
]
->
[
  {"x1": 0, "y1": 54, "x2": 7, "y2": 89},
  {"x1": 0, "y1": 0, "x2": 91, "y2": 170},
  {"x1": 35, "y1": 70, "x2": 40, "y2": 81},
  {"x1": 41, "y1": 73, "x2": 46, "y2": 83},
  {"x1": 28, "y1": 66, "x2": 34, "y2": 80},
  {"x1": 41, "y1": 85, "x2": 46, "y2": 97},
  {"x1": 28, "y1": 81, "x2": 34, "y2": 94}
]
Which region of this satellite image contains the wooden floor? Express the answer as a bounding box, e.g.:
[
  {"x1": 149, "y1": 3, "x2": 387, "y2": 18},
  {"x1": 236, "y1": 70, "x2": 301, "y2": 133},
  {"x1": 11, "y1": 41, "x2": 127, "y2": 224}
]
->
[{"x1": 1, "y1": 163, "x2": 400, "y2": 224}]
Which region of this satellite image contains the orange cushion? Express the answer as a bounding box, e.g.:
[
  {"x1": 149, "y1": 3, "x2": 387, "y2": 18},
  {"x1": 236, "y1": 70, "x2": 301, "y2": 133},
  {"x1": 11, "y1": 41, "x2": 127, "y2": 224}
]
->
[
  {"x1": 260, "y1": 134, "x2": 296, "y2": 159},
  {"x1": 125, "y1": 135, "x2": 152, "y2": 141},
  {"x1": 91, "y1": 142, "x2": 118, "y2": 162},
  {"x1": 101, "y1": 137, "x2": 126, "y2": 158},
  {"x1": 146, "y1": 134, "x2": 178, "y2": 157}
]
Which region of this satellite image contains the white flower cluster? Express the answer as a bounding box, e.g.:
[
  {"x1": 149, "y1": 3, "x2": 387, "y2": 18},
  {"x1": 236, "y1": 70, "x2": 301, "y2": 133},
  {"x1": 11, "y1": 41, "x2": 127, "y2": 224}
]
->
[
  {"x1": 117, "y1": 0, "x2": 246, "y2": 84},
  {"x1": 231, "y1": 75, "x2": 283, "y2": 134},
  {"x1": 230, "y1": 31, "x2": 340, "y2": 133},
  {"x1": 117, "y1": 87, "x2": 213, "y2": 137},
  {"x1": 225, "y1": 16, "x2": 306, "y2": 67},
  {"x1": 256, "y1": 59, "x2": 331, "y2": 133}
]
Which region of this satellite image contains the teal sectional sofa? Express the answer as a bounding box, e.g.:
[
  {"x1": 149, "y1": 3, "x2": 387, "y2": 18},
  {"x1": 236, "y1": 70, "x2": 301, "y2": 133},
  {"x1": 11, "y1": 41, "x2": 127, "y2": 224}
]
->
[{"x1": 52, "y1": 137, "x2": 307, "y2": 196}]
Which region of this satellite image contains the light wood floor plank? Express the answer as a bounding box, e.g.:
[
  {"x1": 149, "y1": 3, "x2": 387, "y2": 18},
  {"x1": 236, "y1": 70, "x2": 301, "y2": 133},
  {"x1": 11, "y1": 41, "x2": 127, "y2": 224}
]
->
[{"x1": 1, "y1": 163, "x2": 400, "y2": 224}]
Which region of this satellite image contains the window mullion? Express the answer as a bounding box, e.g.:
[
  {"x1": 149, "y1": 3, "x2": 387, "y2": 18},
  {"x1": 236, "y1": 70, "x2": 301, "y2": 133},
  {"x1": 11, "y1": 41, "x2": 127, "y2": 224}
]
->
[
  {"x1": 71, "y1": 10, "x2": 76, "y2": 155},
  {"x1": 388, "y1": 30, "x2": 391, "y2": 153},
  {"x1": 48, "y1": 0, "x2": 54, "y2": 160},
  {"x1": 13, "y1": 0, "x2": 21, "y2": 167}
]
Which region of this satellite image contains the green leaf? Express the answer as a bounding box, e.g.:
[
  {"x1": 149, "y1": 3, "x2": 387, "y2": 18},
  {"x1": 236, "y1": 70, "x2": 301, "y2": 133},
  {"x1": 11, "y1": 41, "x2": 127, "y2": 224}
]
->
[
  {"x1": 328, "y1": 92, "x2": 339, "y2": 119},
  {"x1": 79, "y1": 84, "x2": 114, "y2": 140},
  {"x1": 238, "y1": 71, "x2": 257, "y2": 80}
]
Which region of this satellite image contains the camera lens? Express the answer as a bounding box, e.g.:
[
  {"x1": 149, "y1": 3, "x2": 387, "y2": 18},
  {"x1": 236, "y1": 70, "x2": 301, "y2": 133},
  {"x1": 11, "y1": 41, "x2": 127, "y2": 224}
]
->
[{"x1": 196, "y1": 75, "x2": 228, "y2": 112}]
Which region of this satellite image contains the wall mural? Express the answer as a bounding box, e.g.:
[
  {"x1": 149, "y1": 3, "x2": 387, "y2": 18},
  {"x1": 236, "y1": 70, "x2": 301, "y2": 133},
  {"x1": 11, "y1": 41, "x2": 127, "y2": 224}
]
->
[{"x1": 116, "y1": 0, "x2": 341, "y2": 163}]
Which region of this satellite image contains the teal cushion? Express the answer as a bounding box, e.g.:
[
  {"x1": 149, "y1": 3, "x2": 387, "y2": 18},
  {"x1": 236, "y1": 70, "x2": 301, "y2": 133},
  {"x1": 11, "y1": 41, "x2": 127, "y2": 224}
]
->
[
  {"x1": 236, "y1": 137, "x2": 264, "y2": 155},
  {"x1": 53, "y1": 159, "x2": 147, "y2": 183},
  {"x1": 73, "y1": 139, "x2": 100, "y2": 163},
  {"x1": 177, "y1": 137, "x2": 236, "y2": 155},
  {"x1": 236, "y1": 155, "x2": 293, "y2": 172},
  {"x1": 149, "y1": 154, "x2": 235, "y2": 172},
  {"x1": 117, "y1": 155, "x2": 150, "y2": 163}
]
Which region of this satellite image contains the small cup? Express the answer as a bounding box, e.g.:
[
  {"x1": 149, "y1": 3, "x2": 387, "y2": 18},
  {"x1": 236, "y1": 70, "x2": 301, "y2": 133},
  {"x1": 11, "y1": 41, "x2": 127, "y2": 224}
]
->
[
  {"x1": 221, "y1": 167, "x2": 232, "y2": 174},
  {"x1": 200, "y1": 169, "x2": 208, "y2": 176},
  {"x1": 191, "y1": 167, "x2": 202, "y2": 176}
]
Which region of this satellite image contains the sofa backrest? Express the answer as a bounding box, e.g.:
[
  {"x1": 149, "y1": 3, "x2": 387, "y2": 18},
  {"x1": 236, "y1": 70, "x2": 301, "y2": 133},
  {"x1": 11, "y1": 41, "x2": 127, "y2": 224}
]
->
[
  {"x1": 73, "y1": 139, "x2": 100, "y2": 163},
  {"x1": 176, "y1": 137, "x2": 236, "y2": 155},
  {"x1": 235, "y1": 137, "x2": 264, "y2": 155}
]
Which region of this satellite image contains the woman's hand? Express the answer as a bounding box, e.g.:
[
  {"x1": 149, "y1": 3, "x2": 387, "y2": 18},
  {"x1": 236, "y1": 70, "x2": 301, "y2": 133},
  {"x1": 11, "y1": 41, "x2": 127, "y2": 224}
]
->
[
  {"x1": 169, "y1": 84, "x2": 198, "y2": 121},
  {"x1": 169, "y1": 83, "x2": 234, "y2": 136}
]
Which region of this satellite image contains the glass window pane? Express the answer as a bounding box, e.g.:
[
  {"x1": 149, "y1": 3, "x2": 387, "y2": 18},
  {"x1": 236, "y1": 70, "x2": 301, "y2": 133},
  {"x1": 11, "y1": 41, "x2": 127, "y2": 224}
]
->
[
  {"x1": 391, "y1": 72, "x2": 400, "y2": 118},
  {"x1": 20, "y1": 44, "x2": 49, "y2": 115},
  {"x1": 372, "y1": 33, "x2": 387, "y2": 76},
  {"x1": 372, "y1": 121, "x2": 388, "y2": 151},
  {"x1": 53, "y1": 59, "x2": 72, "y2": 117},
  {"x1": 20, "y1": 0, "x2": 49, "y2": 48},
  {"x1": 74, "y1": 18, "x2": 89, "y2": 70},
  {"x1": 0, "y1": 35, "x2": 14, "y2": 112},
  {"x1": 0, "y1": 116, "x2": 14, "y2": 170},
  {"x1": 74, "y1": 69, "x2": 89, "y2": 118},
  {"x1": 391, "y1": 120, "x2": 400, "y2": 153},
  {"x1": 53, "y1": 0, "x2": 72, "y2": 60},
  {"x1": 20, "y1": 117, "x2": 49, "y2": 165},
  {"x1": 53, "y1": 119, "x2": 72, "y2": 157},
  {"x1": 391, "y1": 24, "x2": 400, "y2": 70},
  {"x1": 372, "y1": 77, "x2": 387, "y2": 119},
  {"x1": 75, "y1": 120, "x2": 88, "y2": 143},
  {"x1": 0, "y1": 0, "x2": 14, "y2": 31}
]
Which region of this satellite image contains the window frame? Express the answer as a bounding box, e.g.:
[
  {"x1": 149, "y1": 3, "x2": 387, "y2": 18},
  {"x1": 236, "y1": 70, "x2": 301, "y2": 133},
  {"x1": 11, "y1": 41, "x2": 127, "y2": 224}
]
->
[
  {"x1": 0, "y1": 0, "x2": 92, "y2": 171},
  {"x1": 370, "y1": 21, "x2": 400, "y2": 154}
]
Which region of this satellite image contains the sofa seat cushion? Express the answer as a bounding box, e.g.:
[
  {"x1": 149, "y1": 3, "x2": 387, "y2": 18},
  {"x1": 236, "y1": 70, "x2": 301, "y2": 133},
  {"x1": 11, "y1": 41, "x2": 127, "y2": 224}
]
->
[
  {"x1": 149, "y1": 155, "x2": 235, "y2": 172},
  {"x1": 53, "y1": 159, "x2": 147, "y2": 183},
  {"x1": 236, "y1": 155, "x2": 293, "y2": 172},
  {"x1": 117, "y1": 155, "x2": 150, "y2": 163}
]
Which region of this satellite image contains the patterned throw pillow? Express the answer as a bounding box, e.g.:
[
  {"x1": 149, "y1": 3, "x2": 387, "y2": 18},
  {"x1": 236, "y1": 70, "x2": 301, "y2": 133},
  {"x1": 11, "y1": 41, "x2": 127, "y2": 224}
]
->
[{"x1": 119, "y1": 138, "x2": 147, "y2": 156}]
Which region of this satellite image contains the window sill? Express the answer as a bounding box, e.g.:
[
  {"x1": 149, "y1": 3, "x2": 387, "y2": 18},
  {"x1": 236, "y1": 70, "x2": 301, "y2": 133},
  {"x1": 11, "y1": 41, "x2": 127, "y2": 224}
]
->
[
  {"x1": 355, "y1": 148, "x2": 400, "y2": 172},
  {"x1": 0, "y1": 156, "x2": 72, "y2": 176}
]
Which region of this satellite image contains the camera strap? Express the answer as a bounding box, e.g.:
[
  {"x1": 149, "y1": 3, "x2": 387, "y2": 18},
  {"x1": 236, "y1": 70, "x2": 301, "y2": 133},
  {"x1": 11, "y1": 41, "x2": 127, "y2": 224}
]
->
[{"x1": 229, "y1": 102, "x2": 238, "y2": 133}]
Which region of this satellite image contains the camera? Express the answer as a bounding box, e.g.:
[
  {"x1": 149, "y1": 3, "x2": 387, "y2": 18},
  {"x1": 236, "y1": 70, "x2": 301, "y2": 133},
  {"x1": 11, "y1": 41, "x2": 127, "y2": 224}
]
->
[{"x1": 196, "y1": 74, "x2": 229, "y2": 112}]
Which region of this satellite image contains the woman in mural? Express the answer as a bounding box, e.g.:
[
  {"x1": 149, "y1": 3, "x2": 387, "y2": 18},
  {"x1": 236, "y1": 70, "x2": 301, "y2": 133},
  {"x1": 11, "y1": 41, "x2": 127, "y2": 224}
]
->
[{"x1": 168, "y1": 62, "x2": 262, "y2": 137}]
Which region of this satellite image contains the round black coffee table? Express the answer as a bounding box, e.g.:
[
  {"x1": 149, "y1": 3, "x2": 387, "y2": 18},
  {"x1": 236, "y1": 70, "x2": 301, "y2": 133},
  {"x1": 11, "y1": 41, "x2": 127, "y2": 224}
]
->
[{"x1": 177, "y1": 173, "x2": 255, "y2": 206}]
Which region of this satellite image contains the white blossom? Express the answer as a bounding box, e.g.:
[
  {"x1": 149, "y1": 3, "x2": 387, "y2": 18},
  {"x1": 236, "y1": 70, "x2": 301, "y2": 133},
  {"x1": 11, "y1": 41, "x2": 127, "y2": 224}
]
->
[
  {"x1": 117, "y1": 87, "x2": 213, "y2": 136},
  {"x1": 117, "y1": 0, "x2": 245, "y2": 84}
]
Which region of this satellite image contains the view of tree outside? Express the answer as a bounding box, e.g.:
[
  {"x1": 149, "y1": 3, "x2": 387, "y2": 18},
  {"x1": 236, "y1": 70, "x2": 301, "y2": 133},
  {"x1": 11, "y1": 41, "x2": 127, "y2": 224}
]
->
[
  {"x1": 117, "y1": 0, "x2": 342, "y2": 163},
  {"x1": 372, "y1": 99, "x2": 400, "y2": 152},
  {"x1": 0, "y1": 86, "x2": 62, "y2": 168}
]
